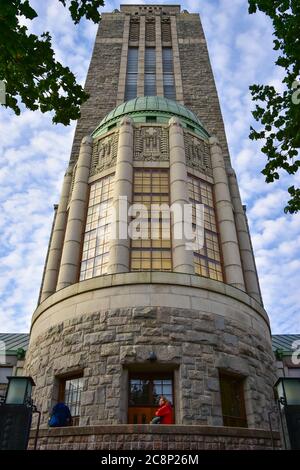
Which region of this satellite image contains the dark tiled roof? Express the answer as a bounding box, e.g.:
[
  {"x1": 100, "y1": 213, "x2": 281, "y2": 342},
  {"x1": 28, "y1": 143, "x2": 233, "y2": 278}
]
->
[
  {"x1": 272, "y1": 334, "x2": 300, "y2": 354},
  {"x1": 0, "y1": 333, "x2": 30, "y2": 353}
]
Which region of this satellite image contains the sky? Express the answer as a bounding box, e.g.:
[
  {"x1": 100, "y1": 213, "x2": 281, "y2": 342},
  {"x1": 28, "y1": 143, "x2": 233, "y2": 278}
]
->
[{"x1": 0, "y1": 0, "x2": 299, "y2": 334}]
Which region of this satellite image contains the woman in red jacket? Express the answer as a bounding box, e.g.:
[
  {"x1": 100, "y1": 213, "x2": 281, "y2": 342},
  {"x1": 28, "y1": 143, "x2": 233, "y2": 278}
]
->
[{"x1": 150, "y1": 396, "x2": 173, "y2": 424}]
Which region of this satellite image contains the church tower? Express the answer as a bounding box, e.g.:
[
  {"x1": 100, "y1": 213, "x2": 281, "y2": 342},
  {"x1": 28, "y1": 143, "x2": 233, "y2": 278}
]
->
[{"x1": 25, "y1": 4, "x2": 280, "y2": 449}]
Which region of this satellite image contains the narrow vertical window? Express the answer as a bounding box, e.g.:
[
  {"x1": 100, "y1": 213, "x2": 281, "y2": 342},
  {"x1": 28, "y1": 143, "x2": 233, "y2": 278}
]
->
[
  {"x1": 58, "y1": 374, "x2": 84, "y2": 426},
  {"x1": 80, "y1": 174, "x2": 114, "y2": 280},
  {"x1": 162, "y1": 48, "x2": 175, "y2": 100},
  {"x1": 144, "y1": 48, "x2": 156, "y2": 96},
  {"x1": 188, "y1": 175, "x2": 223, "y2": 282},
  {"x1": 125, "y1": 47, "x2": 138, "y2": 101},
  {"x1": 128, "y1": 372, "x2": 174, "y2": 424},
  {"x1": 219, "y1": 372, "x2": 248, "y2": 428}
]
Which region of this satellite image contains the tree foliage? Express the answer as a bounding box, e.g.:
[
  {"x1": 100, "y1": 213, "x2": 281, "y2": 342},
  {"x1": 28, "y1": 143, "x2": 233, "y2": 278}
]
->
[
  {"x1": 248, "y1": 0, "x2": 300, "y2": 213},
  {"x1": 0, "y1": 0, "x2": 104, "y2": 125}
]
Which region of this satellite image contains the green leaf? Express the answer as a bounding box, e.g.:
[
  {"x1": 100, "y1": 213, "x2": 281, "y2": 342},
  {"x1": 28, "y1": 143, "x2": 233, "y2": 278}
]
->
[{"x1": 248, "y1": 0, "x2": 300, "y2": 213}]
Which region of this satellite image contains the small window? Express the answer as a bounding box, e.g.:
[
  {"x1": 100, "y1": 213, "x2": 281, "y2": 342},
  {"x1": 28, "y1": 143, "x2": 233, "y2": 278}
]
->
[
  {"x1": 146, "y1": 116, "x2": 157, "y2": 123},
  {"x1": 125, "y1": 48, "x2": 138, "y2": 101},
  {"x1": 219, "y1": 371, "x2": 247, "y2": 428},
  {"x1": 145, "y1": 20, "x2": 156, "y2": 42},
  {"x1": 145, "y1": 48, "x2": 156, "y2": 96},
  {"x1": 162, "y1": 48, "x2": 175, "y2": 100},
  {"x1": 58, "y1": 373, "x2": 84, "y2": 425},
  {"x1": 128, "y1": 371, "x2": 174, "y2": 424}
]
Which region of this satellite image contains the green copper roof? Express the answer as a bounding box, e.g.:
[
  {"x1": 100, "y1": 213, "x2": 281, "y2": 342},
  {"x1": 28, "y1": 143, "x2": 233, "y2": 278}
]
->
[
  {"x1": 0, "y1": 333, "x2": 29, "y2": 356},
  {"x1": 272, "y1": 334, "x2": 300, "y2": 356},
  {"x1": 92, "y1": 96, "x2": 209, "y2": 139}
]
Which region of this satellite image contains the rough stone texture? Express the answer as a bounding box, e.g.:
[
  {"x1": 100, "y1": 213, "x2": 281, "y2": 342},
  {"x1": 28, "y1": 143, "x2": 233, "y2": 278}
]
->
[
  {"x1": 69, "y1": 14, "x2": 125, "y2": 163},
  {"x1": 70, "y1": 11, "x2": 232, "y2": 165},
  {"x1": 25, "y1": 303, "x2": 277, "y2": 430},
  {"x1": 28, "y1": 425, "x2": 281, "y2": 450},
  {"x1": 177, "y1": 14, "x2": 231, "y2": 165}
]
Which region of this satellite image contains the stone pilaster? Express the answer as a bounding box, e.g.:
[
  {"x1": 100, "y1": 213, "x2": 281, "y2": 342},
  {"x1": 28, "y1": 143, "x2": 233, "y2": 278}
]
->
[
  {"x1": 107, "y1": 116, "x2": 134, "y2": 274},
  {"x1": 40, "y1": 171, "x2": 72, "y2": 301},
  {"x1": 155, "y1": 16, "x2": 164, "y2": 97},
  {"x1": 209, "y1": 137, "x2": 245, "y2": 291},
  {"x1": 227, "y1": 168, "x2": 263, "y2": 304},
  {"x1": 56, "y1": 136, "x2": 93, "y2": 290},
  {"x1": 137, "y1": 16, "x2": 145, "y2": 97},
  {"x1": 170, "y1": 16, "x2": 184, "y2": 104},
  {"x1": 169, "y1": 117, "x2": 194, "y2": 274},
  {"x1": 116, "y1": 15, "x2": 130, "y2": 105}
]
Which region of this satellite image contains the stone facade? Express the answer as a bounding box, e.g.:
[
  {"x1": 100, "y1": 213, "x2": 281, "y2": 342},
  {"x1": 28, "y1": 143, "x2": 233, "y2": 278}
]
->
[
  {"x1": 70, "y1": 14, "x2": 124, "y2": 163},
  {"x1": 28, "y1": 425, "x2": 281, "y2": 450},
  {"x1": 69, "y1": 9, "x2": 231, "y2": 165},
  {"x1": 177, "y1": 14, "x2": 231, "y2": 165},
  {"x1": 25, "y1": 273, "x2": 276, "y2": 430}
]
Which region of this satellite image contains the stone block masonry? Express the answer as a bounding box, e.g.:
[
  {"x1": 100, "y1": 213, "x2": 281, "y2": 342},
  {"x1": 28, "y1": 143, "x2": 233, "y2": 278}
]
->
[
  {"x1": 177, "y1": 14, "x2": 231, "y2": 165},
  {"x1": 28, "y1": 425, "x2": 281, "y2": 450},
  {"x1": 24, "y1": 276, "x2": 277, "y2": 430},
  {"x1": 70, "y1": 14, "x2": 125, "y2": 163}
]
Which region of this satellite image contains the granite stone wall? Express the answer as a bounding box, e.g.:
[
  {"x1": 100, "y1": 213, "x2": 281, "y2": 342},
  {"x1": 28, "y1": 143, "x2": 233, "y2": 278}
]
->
[
  {"x1": 176, "y1": 14, "x2": 231, "y2": 165},
  {"x1": 69, "y1": 14, "x2": 125, "y2": 163},
  {"x1": 28, "y1": 425, "x2": 281, "y2": 450},
  {"x1": 25, "y1": 279, "x2": 277, "y2": 430},
  {"x1": 69, "y1": 11, "x2": 232, "y2": 165}
]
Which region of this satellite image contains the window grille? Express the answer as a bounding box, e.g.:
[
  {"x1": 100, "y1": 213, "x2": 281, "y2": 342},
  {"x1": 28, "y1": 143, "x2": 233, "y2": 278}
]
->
[
  {"x1": 129, "y1": 19, "x2": 139, "y2": 42},
  {"x1": 145, "y1": 47, "x2": 156, "y2": 96},
  {"x1": 125, "y1": 47, "x2": 138, "y2": 101},
  {"x1": 161, "y1": 19, "x2": 171, "y2": 42},
  {"x1": 145, "y1": 19, "x2": 155, "y2": 42},
  {"x1": 219, "y1": 372, "x2": 248, "y2": 428},
  {"x1": 162, "y1": 48, "x2": 176, "y2": 100}
]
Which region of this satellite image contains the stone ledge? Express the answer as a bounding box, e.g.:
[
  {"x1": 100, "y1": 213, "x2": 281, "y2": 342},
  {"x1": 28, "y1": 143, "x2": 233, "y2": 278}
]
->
[
  {"x1": 30, "y1": 425, "x2": 280, "y2": 440},
  {"x1": 32, "y1": 272, "x2": 270, "y2": 333}
]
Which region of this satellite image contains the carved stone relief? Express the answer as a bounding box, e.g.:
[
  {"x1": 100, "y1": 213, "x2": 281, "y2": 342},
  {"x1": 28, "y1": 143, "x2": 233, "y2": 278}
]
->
[
  {"x1": 90, "y1": 133, "x2": 119, "y2": 176},
  {"x1": 184, "y1": 131, "x2": 212, "y2": 176},
  {"x1": 134, "y1": 127, "x2": 169, "y2": 161},
  {"x1": 67, "y1": 164, "x2": 76, "y2": 206}
]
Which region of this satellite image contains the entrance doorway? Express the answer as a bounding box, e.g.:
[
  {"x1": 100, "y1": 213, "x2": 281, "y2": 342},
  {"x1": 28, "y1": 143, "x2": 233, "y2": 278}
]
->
[{"x1": 128, "y1": 371, "x2": 174, "y2": 424}]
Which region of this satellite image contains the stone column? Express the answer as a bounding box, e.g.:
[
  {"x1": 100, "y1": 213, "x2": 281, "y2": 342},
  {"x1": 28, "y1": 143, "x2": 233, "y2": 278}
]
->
[
  {"x1": 228, "y1": 168, "x2": 263, "y2": 304},
  {"x1": 209, "y1": 137, "x2": 245, "y2": 291},
  {"x1": 40, "y1": 170, "x2": 72, "y2": 301},
  {"x1": 170, "y1": 16, "x2": 184, "y2": 104},
  {"x1": 107, "y1": 116, "x2": 134, "y2": 274},
  {"x1": 169, "y1": 117, "x2": 194, "y2": 274},
  {"x1": 155, "y1": 15, "x2": 164, "y2": 97},
  {"x1": 116, "y1": 15, "x2": 130, "y2": 105},
  {"x1": 56, "y1": 136, "x2": 93, "y2": 290},
  {"x1": 137, "y1": 16, "x2": 145, "y2": 97}
]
